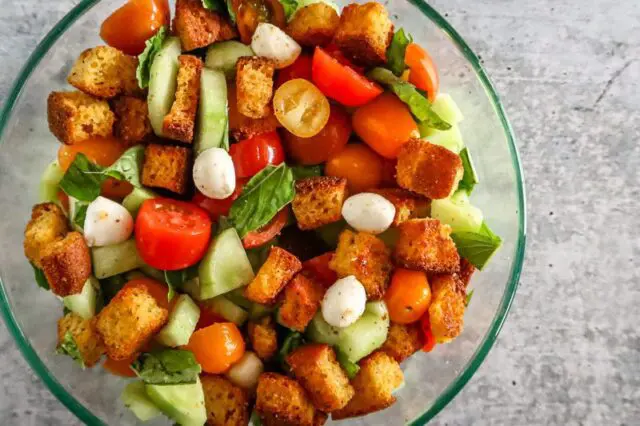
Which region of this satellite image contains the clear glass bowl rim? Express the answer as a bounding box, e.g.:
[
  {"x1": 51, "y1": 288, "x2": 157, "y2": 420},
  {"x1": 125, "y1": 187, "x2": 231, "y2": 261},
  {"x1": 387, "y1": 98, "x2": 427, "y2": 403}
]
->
[{"x1": 0, "y1": 1, "x2": 527, "y2": 424}]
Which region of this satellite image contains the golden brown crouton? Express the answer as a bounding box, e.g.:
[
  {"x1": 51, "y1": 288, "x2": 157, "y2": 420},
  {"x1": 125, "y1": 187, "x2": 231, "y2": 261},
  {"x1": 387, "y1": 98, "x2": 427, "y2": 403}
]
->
[
  {"x1": 396, "y1": 139, "x2": 464, "y2": 199},
  {"x1": 286, "y1": 3, "x2": 339, "y2": 47},
  {"x1": 256, "y1": 373, "x2": 319, "y2": 426},
  {"x1": 162, "y1": 55, "x2": 203, "y2": 143},
  {"x1": 331, "y1": 351, "x2": 403, "y2": 420},
  {"x1": 458, "y1": 258, "x2": 476, "y2": 289},
  {"x1": 24, "y1": 203, "x2": 69, "y2": 268},
  {"x1": 236, "y1": 57, "x2": 275, "y2": 119},
  {"x1": 292, "y1": 177, "x2": 348, "y2": 231},
  {"x1": 113, "y1": 96, "x2": 153, "y2": 146},
  {"x1": 329, "y1": 230, "x2": 392, "y2": 300},
  {"x1": 278, "y1": 274, "x2": 324, "y2": 332},
  {"x1": 57, "y1": 313, "x2": 105, "y2": 367},
  {"x1": 47, "y1": 91, "x2": 115, "y2": 145},
  {"x1": 381, "y1": 322, "x2": 425, "y2": 363},
  {"x1": 95, "y1": 281, "x2": 168, "y2": 360},
  {"x1": 394, "y1": 218, "x2": 460, "y2": 274},
  {"x1": 228, "y1": 85, "x2": 280, "y2": 140},
  {"x1": 333, "y1": 2, "x2": 394, "y2": 66},
  {"x1": 201, "y1": 375, "x2": 249, "y2": 426},
  {"x1": 40, "y1": 232, "x2": 92, "y2": 297},
  {"x1": 141, "y1": 144, "x2": 191, "y2": 194},
  {"x1": 371, "y1": 188, "x2": 431, "y2": 226},
  {"x1": 245, "y1": 247, "x2": 302, "y2": 304},
  {"x1": 287, "y1": 344, "x2": 354, "y2": 412},
  {"x1": 429, "y1": 274, "x2": 465, "y2": 343},
  {"x1": 248, "y1": 316, "x2": 278, "y2": 361},
  {"x1": 173, "y1": 0, "x2": 237, "y2": 51}
]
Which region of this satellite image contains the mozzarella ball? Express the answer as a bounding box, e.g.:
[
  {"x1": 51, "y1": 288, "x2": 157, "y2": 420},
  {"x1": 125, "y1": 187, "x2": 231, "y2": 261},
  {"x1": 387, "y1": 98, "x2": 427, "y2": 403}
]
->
[
  {"x1": 225, "y1": 351, "x2": 264, "y2": 390},
  {"x1": 251, "y1": 23, "x2": 302, "y2": 69},
  {"x1": 322, "y1": 276, "x2": 367, "y2": 328},
  {"x1": 193, "y1": 147, "x2": 236, "y2": 200},
  {"x1": 341, "y1": 193, "x2": 396, "y2": 234},
  {"x1": 83, "y1": 196, "x2": 133, "y2": 247}
]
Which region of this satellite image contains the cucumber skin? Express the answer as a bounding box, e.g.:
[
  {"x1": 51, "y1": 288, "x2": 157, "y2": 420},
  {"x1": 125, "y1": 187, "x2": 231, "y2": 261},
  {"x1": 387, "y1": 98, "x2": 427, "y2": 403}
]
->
[
  {"x1": 156, "y1": 295, "x2": 201, "y2": 347},
  {"x1": 145, "y1": 378, "x2": 207, "y2": 426},
  {"x1": 121, "y1": 381, "x2": 161, "y2": 422},
  {"x1": 39, "y1": 161, "x2": 64, "y2": 204},
  {"x1": 195, "y1": 69, "x2": 228, "y2": 155},
  {"x1": 92, "y1": 239, "x2": 146, "y2": 279},
  {"x1": 431, "y1": 194, "x2": 483, "y2": 233},
  {"x1": 148, "y1": 37, "x2": 182, "y2": 137},
  {"x1": 202, "y1": 296, "x2": 248, "y2": 325},
  {"x1": 205, "y1": 41, "x2": 254, "y2": 79},
  {"x1": 63, "y1": 277, "x2": 99, "y2": 319},
  {"x1": 432, "y1": 93, "x2": 464, "y2": 124},
  {"x1": 421, "y1": 125, "x2": 464, "y2": 153}
]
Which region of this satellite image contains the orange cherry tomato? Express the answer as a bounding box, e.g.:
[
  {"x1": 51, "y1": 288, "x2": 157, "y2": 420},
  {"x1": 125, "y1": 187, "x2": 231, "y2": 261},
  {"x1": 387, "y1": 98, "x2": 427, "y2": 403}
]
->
[
  {"x1": 384, "y1": 269, "x2": 432, "y2": 324},
  {"x1": 273, "y1": 79, "x2": 331, "y2": 138},
  {"x1": 405, "y1": 43, "x2": 439, "y2": 102},
  {"x1": 103, "y1": 355, "x2": 137, "y2": 377},
  {"x1": 352, "y1": 93, "x2": 418, "y2": 159},
  {"x1": 236, "y1": 0, "x2": 286, "y2": 44},
  {"x1": 186, "y1": 323, "x2": 245, "y2": 374},
  {"x1": 325, "y1": 144, "x2": 383, "y2": 193},
  {"x1": 243, "y1": 208, "x2": 288, "y2": 249},
  {"x1": 420, "y1": 313, "x2": 437, "y2": 352},
  {"x1": 122, "y1": 278, "x2": 175, "y2": 310},
  {"x1": 302, "y1": 253, "x2": 337, "y2": 288},
  {"x1": 100, "y1": 0, "x2": 170, "y2": 56}
]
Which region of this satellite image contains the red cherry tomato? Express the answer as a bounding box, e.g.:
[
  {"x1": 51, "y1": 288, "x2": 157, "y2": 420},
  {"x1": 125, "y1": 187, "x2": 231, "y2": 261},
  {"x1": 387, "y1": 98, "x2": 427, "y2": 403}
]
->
[
  {"x1": 242, "y1": 209, "x2": 289, "y2": 249},
  {"x1": 302, "y1": 253, "x2": 337, "y2": 288},
  {"x1": 405, "y1": 43, "x2": 439, "y2": 102},
  {"x1": 323, "y1": 43, "x2": 364, "y2": 74},
  {"x1": 135, "y1": 198, "x2": 212, "y2": 271},
  {"x1": 192, "y1": 178, "x2": 247, "y2": 221},
  {"x1": 229, "y1": 131, "x2": 285, "y2": 178},
  {"x1": 276, "y1": 54, "x2": 313, "y2": 87},
  {"x1": 420, "y1": 313, "x2": 437, "y2": 352}
]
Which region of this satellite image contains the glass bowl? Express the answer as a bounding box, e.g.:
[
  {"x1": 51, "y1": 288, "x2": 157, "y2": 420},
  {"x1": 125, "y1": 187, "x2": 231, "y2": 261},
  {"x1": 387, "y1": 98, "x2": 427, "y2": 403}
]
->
[{"x1": 0, "y1": 0, "x2": 526, "y2": 424}]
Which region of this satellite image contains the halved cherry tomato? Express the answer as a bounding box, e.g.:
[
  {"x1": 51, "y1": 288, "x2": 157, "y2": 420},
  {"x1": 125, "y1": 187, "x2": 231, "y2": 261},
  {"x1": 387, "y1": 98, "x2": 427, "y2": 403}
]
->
[
  {"x1": 302, "y1": 253, "x2": 337, "y2": 288},
  {"x1": 122, "y1": 277, "x2": 175, "y2": 310},
  {"x1": 243, "y1": 208, "x2": 288, "y2": 249},
  {"x1": 236, "y1": 0, "x2": 286, "y2": 43},
  {"x1": 186, "y1": 323, "x2": 245, "y2": 373},
  {"x1": 405, "y1": 43, "x2": 439, "y2": 102},
  {"x1": 323, "y1": 44, "x2": 364, "y2": 74},
  {"x1": 380, "y1": 158, "x2": 398, "y2": 188},
  {"x1": 192, "y1": 178, "x2": 247, "y2": 221},
  {"x1": 100, "y1": 0, "x2": 170, "y2": 56},
  {"x1": 353, "y1": 93, "x2": 419, "y2": 159},
  {"x1": 311, "y1": 47, "x2": 383, "y2": 107},
  {"x1": 229, "y1": 131, "x2": 285, "y2": 178},
  {"x1": 325, "y1": 144, "x2": 383, "y2": 193},
  {"x1": 135, "y1": 199, "x2": 212, "y2": 271},
  {"x1": 282, "y1": 104, "x2": 352, "y2": 165},
  {"x1": 276, "y1": 54, "x2": 313, "y2": 87},
  {"x1": 384, "y1": 269, "x2": 432, "y2": 324},
  {"x1": 273, "y1": 79, "x2": 330, "y2": 138},
  {"x1": 420, "y1": 313, "x2": 437, "y2": 352},
  {"x1": 103, "y1": 355, "x2": 137, "y2": 377}
]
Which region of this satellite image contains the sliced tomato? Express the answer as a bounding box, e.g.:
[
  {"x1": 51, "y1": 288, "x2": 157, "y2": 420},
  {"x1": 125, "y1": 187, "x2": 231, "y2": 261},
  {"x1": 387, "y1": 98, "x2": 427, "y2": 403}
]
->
[
  {"x1": 276, "y1": 54, "x2": 313, "y2": 87},
  {"x1": 242, "y1": 208, "x2": 288, "y2": 249},
  {"x1": 420, "y1": 313, "x2": 437, "y2": 352},
  {"x1": 192, "y1": 178, "x2": 247, "y2": 221},
  {"x1": 229, "y1": 131, "x2": 285, "y2": 178},
  {"x1": 273, "y1": 79, "x2": 330, "y2": 138},
  {"x1": 236, "y1": 0, "x2": 286, "y2": 43},
  {"x1": 405, "y1": 43, "x2": 439, "y2": 102},
  {"x1": 323, "y1": 43, "x2": 364, "y2": 74},
  {"x1": 302, "y1": 252, "x2": 337, "y2": 288}
]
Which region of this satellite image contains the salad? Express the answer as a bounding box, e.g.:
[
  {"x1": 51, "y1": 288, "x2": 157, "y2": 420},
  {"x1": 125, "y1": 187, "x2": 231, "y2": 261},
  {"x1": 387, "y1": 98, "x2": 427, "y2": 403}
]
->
[{"x1": 23, "y1": 0, "x2": 502, "y2": 424}]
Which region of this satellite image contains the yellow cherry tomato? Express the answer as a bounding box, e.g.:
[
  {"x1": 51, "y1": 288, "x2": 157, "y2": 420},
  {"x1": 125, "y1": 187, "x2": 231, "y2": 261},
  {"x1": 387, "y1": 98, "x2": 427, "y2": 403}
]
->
[{"x1": 273, "y1": 79, "x2": 330, "y2": 138}]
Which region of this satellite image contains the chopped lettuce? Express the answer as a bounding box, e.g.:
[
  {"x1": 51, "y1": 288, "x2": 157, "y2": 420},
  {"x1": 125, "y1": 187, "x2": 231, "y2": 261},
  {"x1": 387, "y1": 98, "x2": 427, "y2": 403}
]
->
[
  {"x1": 132, "y1": 350, "x2": 202, "y2": 385},
  {"x1": 136, "y1": 26, "x2": 168, "y2": 89}
]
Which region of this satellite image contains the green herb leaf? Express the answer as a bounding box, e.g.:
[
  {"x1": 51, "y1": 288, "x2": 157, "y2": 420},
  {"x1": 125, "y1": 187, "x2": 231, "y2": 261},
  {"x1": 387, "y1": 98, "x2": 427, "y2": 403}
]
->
[
  {"x1": 278, "y1": 331, "x2": 304, "y2": 372},
  {"x1": 336, "y1": 349, "x2": 360, "y2": 379},
  {"x1": 30, "y1": 263, "x2": 49, "y2": 290},
  {"x1": 136, "y1": 26, "x2": 167, "y2": 89},
  {"x1": 458, "y1": 148, "x2": 479, "y2": 194},
  {"x1": 291, "y1": 165, "x2": 322, "y2": 180},
  {"x1": 451, "y1": 222, "x2": 501, "y2": 270},
  {"x1": 387, "y1": 28, "x2": 412, "y2": 76},
  {"x1": 163, "y1": 266, "x2": 199, "y2": 301},
  {"x1": 59, "y1": 153, "x2": 106, "y2": 202},
  {"x1": 56, "y1": 331, "x2": 85, "y2": 368},
  {"x1": 280, "y1": 0, "x2": 299, "y2": 20},
  {"x1": 250, "y1": 411, "x2": 263, "y2": 426},
  {"x1": 131, "y1": 350, "x2": 202, "y2": 385},
  {"x1": 63, "y1": 306, "x2": 72, "y2": 315},
  {"x1": 225, "y1": 0, "x2": 237, "y2": 23},
  {"x1": 72, "y1": 201, "x2": 88, "y2": 229},
  {"x1": 229, "y1": 164, "x2": 295, "y2": 238},
  {"x1": 464, "y1": 289, "x2": 474, "y2": 307},
  {"x1": 202, "y1": 0, "x2": 223, "y2": 10},
  {"x1": 104, "y1": 145, "x2": 145, "y2": 188}
]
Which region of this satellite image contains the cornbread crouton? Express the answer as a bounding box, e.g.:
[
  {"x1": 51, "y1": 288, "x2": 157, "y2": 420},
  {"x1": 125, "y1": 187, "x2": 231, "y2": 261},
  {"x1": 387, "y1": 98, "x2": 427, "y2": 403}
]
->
[
  {"x1": 244, "y1": 247, "x2": 302, "y2": 304},
  {"x1": 329, "y1": 230, "x2": 392, "y2": 300},
  {"x1": 381, "y1": 322, "x2": 425, "y2": 363},
  {"x1": 57, "y1": 313, "x2": 105, "y2": 367},
  {"x1": 162, "y1": 55, "x2": 203, "y2": 143},
  {"x1": 24, "y1": 203, "x2": 69, "y2": 268},
  {"x1": 201, "y1": 375, "x2": 249, "y2": 426},
  {"x1": 113, "y1": 96, "x2": 153, "y2": 145},
  {"x1": 458, "y1": 258, "x2": 476, "y2": 289},
  {"x1": 371, "y1": 188, "x2": 430, "y2": 226},
  {"x1": 278, "y1": 274, "x2": 324, "y2": 332},
  {"x1": 248, "y1": 316, "x2": 278, "y2": 361},
  {"x1": 67, "y1": 46, "x2": 141, "y2": 99},
  {"x1": 95, "y1": 281, "x2": 168, "y2": 360},
  {"x1": 173, "y1": 0, "x2": 237, "y2": 51},
  {"x1": 40, "y1": 232, "x2": 92, "y2": 297},
  {"x1": 292, "y1": 177, "x2": 348, "y2": 231},
  {"x1": 429, "y1": 274, "x2": 465, "y2": 343},
  {"x1": 286, "y1": 3, "x2": 339, "y2": 47},
  {"x1": 141, "y1": 144, "x2": 191, "y2": 194},
  {"x1": 331, "y1": 351, "x2": 403, "y2": 420},
  {"x1": 47, "y1": 91, "x2": 115, "y2": 145},
  {"x1": 236, "y1": 57, "x2": 275, "y2": 119},
  {"x1": 394, "y1": 218, "x2": 460, "y2": 274},
  {"x1": 228, "y1": 85, "x2": 280, "y2": 140},
  {"x1": 396, "y1": 139, "x2": 464, "y2": 199},
  {"x1": 333, "y1": 2, "x2": 394, "y2": 66},
  {"x1": 256, "y1": 373, "x2": 320, "y2": 426},
  {"x1": 287, "y1": 344, "x2": 354, "y2": 412}
]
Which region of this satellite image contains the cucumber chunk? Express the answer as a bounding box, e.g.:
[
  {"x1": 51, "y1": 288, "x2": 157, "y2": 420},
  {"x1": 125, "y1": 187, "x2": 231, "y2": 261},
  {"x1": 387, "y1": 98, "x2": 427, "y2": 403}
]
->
[
  {"x1": 195, "y1": 68, "x2": 228, "y2": 155},
  {"x1": 39, "y1": 161, "x2": 64, "y2": 204},
  {"x1": 140, "y1": 264, "x2": 166, "y2": 282},
  {"x1": 156, "y1": 295, "x2": 201, "y2": 347},
  {"x1": 148, "y1": 37, "x2": 182, "y2": 137},
  {"x1": 421, "y1": 125, "x2": 464, "y2": 153},
  {"x1": 63, "y1": 277, "x2": 99, "y2": 319},
  {"x1": 201, "y1": 296, "x2": 248, "y2": 325},
  {"x1": 198, "y1": 228, "x2": 255, "y2": 300},
  {"x1": 431, "y1": 191, "x2": 483, "y2": 233},
  {"x1": 92, "y1": 239, "x2": 145, "y2": 279},
  {"x1": 431, "y1": 93, "x2": 464, "y2": 124},
  {"x1": 145, "y1": 377, "x2": 207, "y2": 426},
  {"x1": 306, "y1": 312, "x2": 342, "y2": 346},
  {"x1": 205, "y1": 41, "x2": 254, "y2": 79},
  {"x1": 248, "y1": 302, "x2": 275, "y2": 319},
  {"x1": 225, "y1": 287, "x2": 253, "y2": 310},
  {"x1": 122, "y1": 187, "x2": 157, "y2": 217},
  {"x1": 121, "y1": 381, "x2": 161, "y2": 422}
]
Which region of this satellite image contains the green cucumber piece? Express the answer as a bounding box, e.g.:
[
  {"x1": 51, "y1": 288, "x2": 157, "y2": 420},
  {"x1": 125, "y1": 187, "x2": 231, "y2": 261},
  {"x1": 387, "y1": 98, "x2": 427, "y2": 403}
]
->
[
  {"x1": 306, "y1": 312, "x2": 342, "y2": 346},
  {"x1": 431, "y1": 93, "x2": 464, "y2": 124},
  {"x1": 225, "y1": 287, "x2": 253, "y2": 310},
  {"x1": 148, "y1": 37, "x2": 182, "y2": 137},
  {"x1": 121, "y1": 381, "x2": 161, "y2": 422},
  {"x1": 201, "y1": 296, "x2": 248, "y2": 325},
  {"x1": 431, "y1": 191, "x2": 483, "y2": 233},
  {"x1": 92, "y1": 239, "x2": 145, "y2": 279},
  {"x1": 365, "y1": 301, "x2": 389, "y2": 318},
  {"x1": 421, "y1": 125, "x2": 464, "y2": 153},
  {"x1": 122, "y1": 187, "x2": 157, "y2": 217},
  {"x1": 205, "y1": 41, "x2": 254, "y2": 79},
  {"x1": 249, "y1": 302, "x2": 275, "y2": 320},
  {"x1": 145, "y1": 377, "x2": 207, "y2": 426},
  {"x1": 39, "y1": 161, "x2": 64, "y2": 204},
  {"x1": 195, "y1": 68, "x2": 228, "y2": 155},
  {"x1": 140, "y1": 264, "x2": 166, "y2": 282},
  {"x1": 63, "y1": 277, "x2": 99, "y2": 319},
  {"x1": 156, "y1": 295, "x2": 201, "y2": 347}
]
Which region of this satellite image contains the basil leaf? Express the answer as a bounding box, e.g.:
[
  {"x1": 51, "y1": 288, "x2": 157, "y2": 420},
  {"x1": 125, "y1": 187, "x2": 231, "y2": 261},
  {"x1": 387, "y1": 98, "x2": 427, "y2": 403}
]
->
[
  {"x1": 31, "y1": 263, "x2": 49, "y2": 290},
  {"x1": 278, "y1": 331, "x2": 304, "y2": 372},
  {"x1": 104, "y1": 145, "x2": 145, "y2": 189},
  {"x1": 163, "y1": 266, "x2": 199, "y2": 301},
  {"x1": 225, "y1": 0, "x2": 237, "y2": 23},
  {"x1": 464, "y1": 289, "x2": 474, "y2": 307},
  {"x1": 250, "y1": 411, "x2": 263, "y2": 426},
  {"x1": 387, "y1": 29, "x2": 412, "y2": 76},
  {"x1": 291, "y1": 165, "x2": 322, "y2": 180},
  {"x1": 229, "y1": 164, "x2": 295, "y2": 238},
  {"x1": 73, "y1": 201, "x2": 88, "y2": 229},
  {"x1": 131, "y1": 350, "x2": 202, "y2": 385},
  {"x1": 451, "y1": 222, "x2": 501, "y2": 270},
  {"x1": 59, "y1": 153, "x2": 106, "y2": 202},
  {"x1": 202, "y1": 0, "x2": 225, "y2": 11},
  {"x1": 280, "y1": 0, "x2": 298, "y2": 20},
  {"x1": 63, "y1": 306, "x2": 72, "y2": 315},
  {"x1": 136, "y1": 26, "x2": 168, "y2": 89},
  {"x1": 458, "y1": 148, "x2": 479, "y2": 194},
  {"x1": 336, "y1": 349, "x2": 360, "y2": 379},
  {"x1": 56, "y1": 331, "x2": 85, "y2": 368}
]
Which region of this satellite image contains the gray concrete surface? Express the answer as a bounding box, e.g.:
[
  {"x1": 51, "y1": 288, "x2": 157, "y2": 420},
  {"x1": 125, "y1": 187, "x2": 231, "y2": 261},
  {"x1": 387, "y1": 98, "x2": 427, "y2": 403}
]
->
[{"x1": 1, "y1": 0, "x2": 639, "y2": 425}]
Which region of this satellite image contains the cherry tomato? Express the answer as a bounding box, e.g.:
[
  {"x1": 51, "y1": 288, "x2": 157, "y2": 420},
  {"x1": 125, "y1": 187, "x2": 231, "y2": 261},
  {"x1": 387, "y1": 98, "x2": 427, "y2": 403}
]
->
[
  {"x1": 135, "y1": 199, "x2": 212, "y2": 271},
  {"x1": 405, "y1": 43, "x2": 439, "y2": 102},
  {"x1": 236, "y1": 0, "x2": 286, "y2": 44},
  {"x1": 325, "y1": 144, "x2": 383, "y2": 193},
  {"x1": 103, "y1": 355, "x2": 137, "y2": 377},
  {"x1": 323, "y1": 43, "x2": 365, "y2": 74},
  {"x1": 100, "y1": 0, "x2": 170, "y2": 56},
  {"x1": 273, "y1": 79, "x2": 330, "y2": 138},
  {"x1": 282, "y1": 104, "x2": 351, "y2": 165},
  {"x1": 384, "y1": 269, "x2": 432, "y2": 324},
  {"x1": 276, "y1": 54, "x2": 313, "y2": 87},
  {"x1": 311, "y1": 47, "x2": 383, "y2": 107},
  {"x1": 186, "y1": 323, "x2": 245, "y2": 373},
  {"x1": 380, "y1": 158, "x2": 398, "y2": 188},
  {"x1": 196, "y1": 303, "x2": 225, "y2": 330},
  {"x1": 243, "y1": 208, "x2": 288, "y2": 249},
  {"x1": 192, "y1": 178, "x2": 247, "y2": 221},
  {"x1": 229, "y1": 131, "x2": 285, "y2": 178},
  {"x1": 353, "y1": 93, "x2": 419, "y2": 159},
  {"x1": 420, "y1": 313, "x2": 437, "y2": 352},
  {"x1": 302, "y1": 253, "x2": 337, "y2": 288}
]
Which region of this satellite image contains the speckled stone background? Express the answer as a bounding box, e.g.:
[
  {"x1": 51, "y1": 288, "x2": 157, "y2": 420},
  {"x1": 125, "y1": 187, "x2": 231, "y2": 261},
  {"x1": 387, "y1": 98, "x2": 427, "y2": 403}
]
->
[{"x1": 0, "y1": 0, "x2": 638, "y2": 425}]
